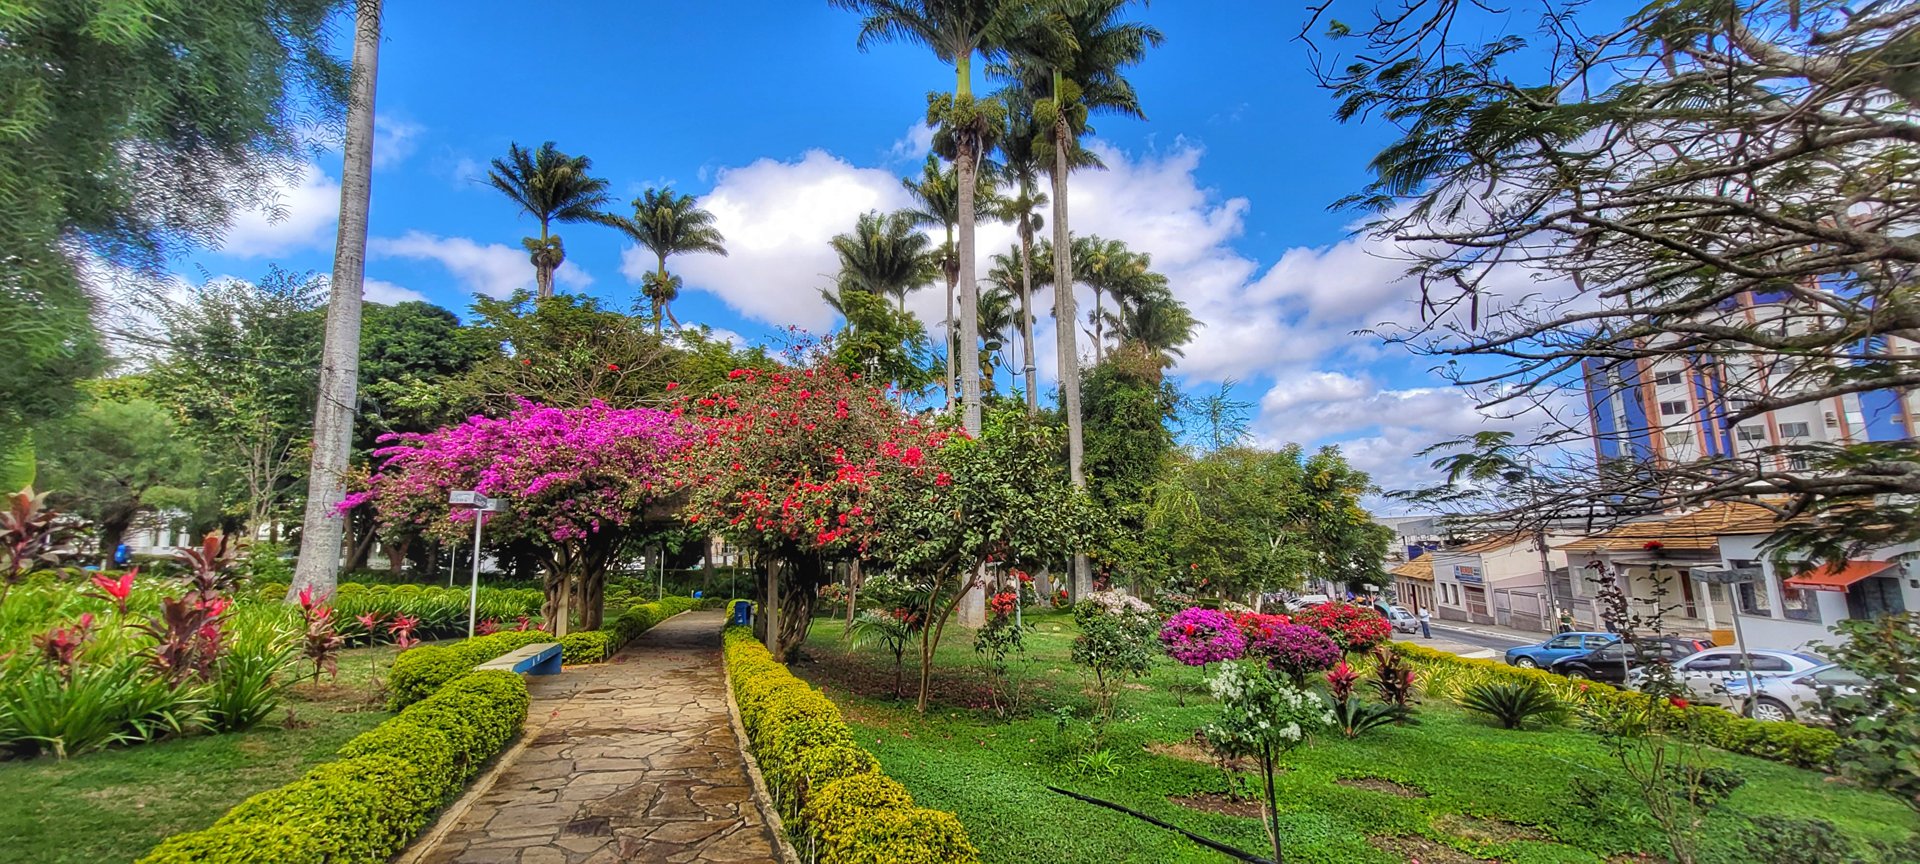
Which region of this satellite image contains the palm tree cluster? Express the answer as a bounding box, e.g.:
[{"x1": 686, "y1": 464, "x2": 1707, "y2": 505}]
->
[
  {"x1": 484, "y1": 142, "x2": 728, "y2": 331},
  {"x1": 829, "y1": 0, "x2": 1174, "y2": 592}
]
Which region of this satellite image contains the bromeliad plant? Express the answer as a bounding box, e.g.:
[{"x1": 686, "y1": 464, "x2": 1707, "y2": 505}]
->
[
  {"x1": 1327, "y1": 660, "x2": 1402, "y2": 739},
  {"x1": 296, "y1": 586, "x2": 344, "y2": 681},
  {"x1": 1, "y1": 486, "x2": 71, "y2": 607}
]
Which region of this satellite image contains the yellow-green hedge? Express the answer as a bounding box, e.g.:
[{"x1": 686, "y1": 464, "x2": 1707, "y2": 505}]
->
[
  {"x1": 722, "y1": 625, "x2": 978, "y2": 864},
  {"x1": 1390, "y1": 641, "x2": 1841, "y2": 768},
  {"x1": 387, "y1": 596, "x2": 704, "y2": 709},
  {"x1": 137, "y1": 670, "x2": 529, "y2": 864}
]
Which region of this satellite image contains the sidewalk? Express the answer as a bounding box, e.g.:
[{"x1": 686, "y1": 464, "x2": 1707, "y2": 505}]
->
[{"x1": 409, "y1": 610, "x2": 783, "y2": 864}]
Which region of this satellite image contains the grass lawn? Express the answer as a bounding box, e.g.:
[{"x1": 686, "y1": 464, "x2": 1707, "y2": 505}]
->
[
  {"x1": 793, "y1": 611, "x2": 1917, "y2": 864},
  {"x1": 0, "y1": 644, "x2": 400, "y2": 864}
]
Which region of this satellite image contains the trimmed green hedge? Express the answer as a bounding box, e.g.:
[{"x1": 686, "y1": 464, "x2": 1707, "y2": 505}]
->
[
  {"x1": 137, "y1": 670, "x2": 529, "y2": 864},
  {"x1": 723, "y1": 625, "x2": 978, "y2": 864},
  {"x1": 386, "y1": 596, "x2": 704, "y2": 709},
  {"x1": 1390, "y1": 641, "x2": 1841, "y2": 768}
]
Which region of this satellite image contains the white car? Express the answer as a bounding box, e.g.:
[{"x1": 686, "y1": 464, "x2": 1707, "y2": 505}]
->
[
  {"x1": 1284, "y1": 594, "x2": 1330, "y2": 612},
  {"x1": 1384, "y1": 605, "x2": 1419, "y2": 634},
  {"x1": 1633, "y1": 648, "x2": 1830, "y2": 707},
  {"x1": 1722, "y1": 663, "x2": 1866, "y2": 723}
]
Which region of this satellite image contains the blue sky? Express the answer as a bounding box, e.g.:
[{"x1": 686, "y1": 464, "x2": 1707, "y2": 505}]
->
[{"x1": 147, "y1": 1, "x2": 1551, "y2": 496}]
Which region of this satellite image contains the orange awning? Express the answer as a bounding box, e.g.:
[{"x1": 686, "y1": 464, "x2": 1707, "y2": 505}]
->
[{"x1": 1784, "y1": 560, "x2": 1896, "y2": 593}]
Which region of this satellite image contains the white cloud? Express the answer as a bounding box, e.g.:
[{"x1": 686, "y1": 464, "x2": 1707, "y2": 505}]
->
[
  {"x1": 369, "y1": 231, "x2": 591, "y2": 299},
  {"x1": 215, "y1": 162, "x2": 340, "y2": 257},
  {"x1": 364, "y1": 278, "x2": 427, "y2": 304},
  {"x1": 673, "y1": 150, "x2": 922, "y2": 331},
  {"x1": 373, "y1": 117, "x2": 424, "y2": 169},
  {"x1": 887, "y1": 123, "x2": 936, "y2": 163}
]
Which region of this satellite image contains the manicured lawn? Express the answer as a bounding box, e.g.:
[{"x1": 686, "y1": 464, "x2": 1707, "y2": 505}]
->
[
  {"x1": 793, "y1": 612, "x2": 1917, "y2": 864},
  {"x1": 0, "y1": 644, "x2": 400, "y2": 864}
]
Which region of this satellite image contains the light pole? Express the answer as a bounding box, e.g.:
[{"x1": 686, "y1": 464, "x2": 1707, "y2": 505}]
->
[
  {"x1": 451, "y1": 491, "x2": 507, "y2": 639},
  {"x1": 1693, "y1": 565, "x2": 1761, "y2": 716}
]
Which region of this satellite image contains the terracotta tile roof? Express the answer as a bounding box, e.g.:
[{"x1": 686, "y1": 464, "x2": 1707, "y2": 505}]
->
[
  {"x1": 1454, "y1": 531, "x2": 1534, "y2": 554},
  {"x1": 1390, "y1": 557, "x2": 1434, "y2": 581},
  {"x1": 1557, "y1": 502, "x2": 1778, "y2": 553}
]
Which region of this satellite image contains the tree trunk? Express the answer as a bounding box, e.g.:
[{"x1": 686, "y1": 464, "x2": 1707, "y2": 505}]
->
[
  {"x1": 943, "y1": 228, "x2": 958, "y2": 412},
  {"x1": 382, "y1": 534, "x2": 409, "y2": 576},
  {"x1": 289, "y1": 0, "x2": 381, "y2": 605},
  {"x1": 1050, "y1": 77, "x2": 1091, "y2": 596},
  {"x1": 1019, "y1": 220, "x2": 1038, "y2": 414},
  {"x1": 845, "y1": 557, "x2": 861, "y2": 630},
  {"x1": 955, "y1": 61, "x2": 983, "y2": 436}
]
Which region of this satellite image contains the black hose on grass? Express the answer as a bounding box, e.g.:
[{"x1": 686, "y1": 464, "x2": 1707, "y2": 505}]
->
[{"x1": 1044, "y1": 785, "x2": 1275, "y2": 864}]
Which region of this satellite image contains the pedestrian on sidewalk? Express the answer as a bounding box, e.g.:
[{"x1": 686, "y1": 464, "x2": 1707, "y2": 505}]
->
[
  {"x1": 1418, "y1": 609, "x2": 1432, "y2": 639},
  {"x1": 1556, "y1": 607, "x2": 1574, "y2": 634}
]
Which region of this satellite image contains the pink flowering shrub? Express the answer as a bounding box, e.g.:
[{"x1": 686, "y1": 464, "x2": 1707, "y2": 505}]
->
[
  {"x1": 1160, "y1": 607, "x2": 1247, "y2": 666},
  {"x1": 1249, "y1": 622, "x2": 1341, "y2": 685}
]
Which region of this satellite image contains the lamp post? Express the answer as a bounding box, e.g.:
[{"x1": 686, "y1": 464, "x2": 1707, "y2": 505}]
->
[
  {"x1": 1693, "y1": 565, "x2": 1761, "y2": 716},
  {"x1": 451, "y1": 491, "x2": 507, "y2": 639}
]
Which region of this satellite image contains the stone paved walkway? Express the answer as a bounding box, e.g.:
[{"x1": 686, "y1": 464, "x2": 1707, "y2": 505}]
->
[{"x1": 414, "y1": 610, "x2": 784, "y2": 864}]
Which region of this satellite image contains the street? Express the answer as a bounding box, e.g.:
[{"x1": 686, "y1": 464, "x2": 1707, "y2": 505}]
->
[{"x1": 1418, "y1": 621, "x2": 1534, "y2": 653}]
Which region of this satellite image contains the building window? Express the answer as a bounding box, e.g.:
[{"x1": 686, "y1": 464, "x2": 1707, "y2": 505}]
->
[
  {"x1": 1660, "y1": 400, "x2": 1689, "y2": 416},
  {"x1": 1730, "y1": 560, "x2": 1770, "y2": 616},
  {"x1": 1781, "y1": 585, "x2": 1821, "y2": 622},
  {"x1": 1664, "y1": 430, "x2": 1693, "y2": 447},
  {"x1": 1736, "y1": 425, "x2": 1767, "y2": 442},
  {"x1": 1653, "y1": 370, "x2": 1683, "y2": 386},
  {"x1": 1825, "y1": 411, "x2": 1839, "y2": 428},
  {"x1": 1778, "y1": 422, "x2": 1810, "y2": 437},
  {"x1": 1787, "y1": 455, "x2": 1810, "y2": 471}
]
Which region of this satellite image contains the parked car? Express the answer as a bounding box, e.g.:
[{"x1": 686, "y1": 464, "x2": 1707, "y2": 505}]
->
[
  {"x1": 1722, "y1": 663, "x2": 1866, "y2": 723},
  {"x1": 1548, "y1": 636, "x2": 1711, "y2": 684},
  {"x1": 1384, "y1": 605, "x2": 1418, "y2": 634},
  {"x1": 1504, "y1": 632, "x2": 1618, "y2": 669},
  {"x1": 1284, "y1": 594, "x2": 1330, "y2": 612},
  {"x1": 1632, "y1": 648, "x2": 1830, "y2": 707}
]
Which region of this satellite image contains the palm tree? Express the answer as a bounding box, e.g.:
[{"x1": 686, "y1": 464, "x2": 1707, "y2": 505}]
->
[
  {"x1": 831, "y1": 210, "x2": 939, "y2": 308},
  {"x1": 996, "y1": 87, "x2": 1049, "y2": 413},
  {"x1": 977, "y1": 283, "x2": 1016, "y2": 391},
  {"x1": 901, "y1": 155, "x2": 1001, "y2": 411},
  {"x1": 997, "y1": 0, "x2": 1160, "y2": 593},
  {"x1": 1110, "y1": 277, "x2": 1193, "y2": 372},
  {"x1": 486, "y1": 142, "x2": 612, "y2": 298},
  {"x1": 1080, "y1": 236, "x2": 1153, "y2": 363},
  {"x1": 831, "y1": 0, "x2": 1047, "y2": 437},
  {"x1": 599, "y1": 187, "x2": 728, "y2": 332},
  {"x1": 290, "y1": 0, "x2": 382, "y2": 603}
]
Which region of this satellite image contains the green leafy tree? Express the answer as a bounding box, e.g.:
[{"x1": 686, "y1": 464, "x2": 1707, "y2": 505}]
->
[
  {"x1": 0, "y1": 0, "x2": 350, "y2": 476},
  {"x1": 486, "y1": 142, "x2": 612, "y2": 299},
  {"x1": 873, "y1": 405, "x2": 1098, "y2": 712},
  {"x1": 993, "y1": 87, "x2": 1048, "y2": 412},
  {"x1": 824, "y1": 287, "x2": 940, "y2": 399},
  {"x1": 599, "y1": 187, "x2": 728, "y2": 332},
  {"x1": 1082, "y1": 351, "x2": 1178, "y2": 583},
  {"x1": 39, "y1": 392, "x2": 205, "y2": 557},
  {"x1": 1149, "y1": 445, "x2": 1388, "y2": 605},
  {"x1": 1817, "y1": 614, "x2": 1920, "y2": 813},
  {"x1": 822, "y1": 210, "x2": 943, "y2": 396},
  {"x1": 148, "y1": 269, "x2": 324, "y2": 535},
  {"x1": 356, "y1": 301, "x2": 497, "y2": 446},
  {"x1": 458, "y1": 292, "x2": 676, "y2": 410}
]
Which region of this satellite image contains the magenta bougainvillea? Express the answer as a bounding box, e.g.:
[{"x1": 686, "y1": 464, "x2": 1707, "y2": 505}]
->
[
  {"x1": 1159, "y1": 607, "x2": 1248, "y2": 666},
  {"x1": 343, "y1": 400, "x2": 685, "y2": 546},
  {"x1": 1250, "y1": 622, "x2": 1341, "y2": 684},
  {"x1": 341, "y1": 400, "x2": 685, "y2": 629}
]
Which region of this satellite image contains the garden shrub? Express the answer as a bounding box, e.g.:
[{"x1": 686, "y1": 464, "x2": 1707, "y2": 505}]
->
[
  {"x1": 1390, "y1": 641, "x2": 1841, "y2": 768},
  {"x1": 724, "y1": 625, "x2": 975, "y2": 863},
  {"x1": 136, "y1": 666, "x2": 530, "y2": 864}
]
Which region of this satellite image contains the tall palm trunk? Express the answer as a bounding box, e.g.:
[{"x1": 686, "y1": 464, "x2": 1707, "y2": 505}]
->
[
  {"x1": 955, "y1": 56, "x2": 983, "y2": 436},
  {"x1": 289, "y1": 0, "x2": 382, "y2": 604},
  {"x1": 1019, "y1": 217, "x2": 1038, "y2": 414},
  {"x1": 536, "y1": 218, "x2": 555, "y2": 299},
  {"x1": 1050, "y1": 69, "x2": 1090, "y2": 596},
  {"x1": 1092, "y1": 287, "x2": 1106, "y2": 363},
  {"x1": 943, "y1": 225, "x2": 957, "y2": 412},
  {"x1": 653, "y1": 253, "x2": 669, "y2": 334}
]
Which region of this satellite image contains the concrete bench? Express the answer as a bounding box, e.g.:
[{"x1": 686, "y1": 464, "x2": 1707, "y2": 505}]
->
[{"x1": 476, "y1": 642, "x2": 563, "y2": 676}]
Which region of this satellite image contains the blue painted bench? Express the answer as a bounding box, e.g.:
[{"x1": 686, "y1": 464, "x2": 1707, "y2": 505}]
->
[{"x1": 476, "y1": 642, "x2": 562, "y2": 676}]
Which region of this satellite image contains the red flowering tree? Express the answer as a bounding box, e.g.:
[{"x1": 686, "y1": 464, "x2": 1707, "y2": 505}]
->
[
  {"x1": 342, "y1": 400, "x2": 684, "y2": 631},
  {"x1": 1294, "y1": 602, "x2": 1392, "y2": 654},
  {"x1": 670, "y1": 360, "x2": 941, "y2": 658}
]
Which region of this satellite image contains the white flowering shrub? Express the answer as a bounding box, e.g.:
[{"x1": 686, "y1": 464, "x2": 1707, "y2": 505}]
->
[
  {"x1": 1202, "y1": 661, "x2": 1334, "y2": 863},
  {"x1": 1082, "y1": 589, "x2": 1152, "y2": 617}
]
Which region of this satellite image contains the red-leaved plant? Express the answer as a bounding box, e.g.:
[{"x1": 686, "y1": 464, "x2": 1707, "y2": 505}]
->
[
  {"x1": 388, "y1": 615, "x2": 420, "y2": 650},
  {"x1": 34, "y1": 613, "x2": 96, "y2": 680},
  {"x1": 2, "y1": 486, "x2": 69, "y2": 606},
  {"x1": 138, "y1": 595, "x2": 226, "y2": 685},
  {"x1": 297, "y1": 586, "x2": 344, "y2": 680},
  {"x1": 87, "y1": 569, "x2": 137, "y2": 614}
]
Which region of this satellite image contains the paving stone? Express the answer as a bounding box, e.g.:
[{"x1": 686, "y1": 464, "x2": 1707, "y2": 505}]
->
[{"x1": 406, "y1": 610, "x2": 782, "y2": 864}]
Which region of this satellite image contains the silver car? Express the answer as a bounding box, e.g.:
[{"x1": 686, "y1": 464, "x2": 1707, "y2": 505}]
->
[
  {"x1": 1723, "y1": 663, "x2": 1866, "y2": 723},
  {"x1": 1631, "y1": 647, "x2": 1829, "y2": 707},
  {"x1": 1384, "y1": 605, "x2": 1418, "y2": 634}
]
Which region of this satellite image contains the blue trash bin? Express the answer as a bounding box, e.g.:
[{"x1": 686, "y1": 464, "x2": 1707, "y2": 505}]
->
[{"x1": 730, "y1": 599, "x2": 753, "y2": 627}]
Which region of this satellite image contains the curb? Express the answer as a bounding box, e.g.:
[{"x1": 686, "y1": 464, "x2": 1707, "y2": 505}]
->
[{"x1": 721, "y1": 633, "x2": 806, "y2": 864}]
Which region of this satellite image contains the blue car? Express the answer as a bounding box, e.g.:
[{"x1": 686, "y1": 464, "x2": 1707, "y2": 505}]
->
[{"x1": 1505, "y1": 632, "x2": 1619, "y2": 669}]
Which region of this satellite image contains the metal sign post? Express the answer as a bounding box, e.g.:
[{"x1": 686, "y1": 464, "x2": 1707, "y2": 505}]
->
[
  {"x1": 451, "y1": 491, "x2": 508, "y2": 639},
  {"x1": 1693, "y1": 565, "x2": 1762, "y2": 716}
]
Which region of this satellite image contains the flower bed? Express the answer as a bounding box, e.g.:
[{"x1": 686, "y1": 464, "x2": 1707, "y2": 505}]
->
[
  {"x1": 251, "y1": 582, "x2": 545, "y2": 640},
  {"x1": 137, "y1": 668, "x2": 529, "y2": 864},
  {"x1": 1390, "y1": 641, "x2": 1840, "y2": 768},
  {"x1": 385, "y1": 595, "x2": 703, "y2": 709},
  {"x1": 722, "y1": 625, "x2": 978, "y2": 864}
]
